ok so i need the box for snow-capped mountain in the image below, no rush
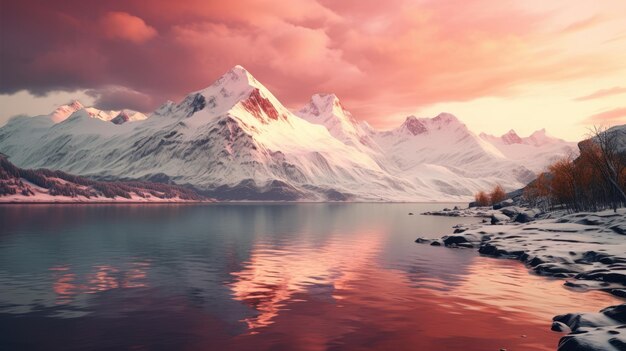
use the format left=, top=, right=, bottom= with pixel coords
left=371, top=114, right=535, bottom=197
left=49, top=100, right=85, bottom=123
left=480, top=129, right=577, bottom=172
left=296, top=93, right=381, bottom=153
left=0, top=65, right=575, bottom=201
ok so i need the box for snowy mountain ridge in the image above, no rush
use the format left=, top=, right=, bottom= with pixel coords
left=0, top=65, right=577, bottom=201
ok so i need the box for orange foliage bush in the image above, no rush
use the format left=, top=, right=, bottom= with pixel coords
left=489, top=184, right=506, bottom=205
left=474, top=191, right=489, bottom=206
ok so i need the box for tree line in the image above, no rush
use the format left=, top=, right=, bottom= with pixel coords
left=476, top=126, right=626, bottom=212
left=525, top=127, right=625, bottom=212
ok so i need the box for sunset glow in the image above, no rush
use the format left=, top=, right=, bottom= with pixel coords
left=2, top=1, right=626, bottom=139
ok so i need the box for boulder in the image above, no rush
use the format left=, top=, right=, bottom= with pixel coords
left=551, top=321, right=571, bottom=333
left=501, top=207, right=522, bottom=218
left=610, top=224, right=626, bottom=235
left=493, top=199, right=514, bottom=210
left=602, top=304, right=626, bottom=324
left=514, top=213, right=533, bottom=223
left=478, top=243, right=498, bottom=256
left=534, top=263, right=580, bottom=275
left=491, top=213, right=509, bottom=224
left=443, top=235, right=470, bottom=246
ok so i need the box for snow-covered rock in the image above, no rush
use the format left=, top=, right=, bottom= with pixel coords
left=418, top=207, right=626, bottom=351
left=553, top=304, right=626, bottom=351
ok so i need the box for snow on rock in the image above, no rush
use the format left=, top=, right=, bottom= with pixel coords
left=110, top=110, right=148, bottom=124
left=427, top=208, right=626, bottom=293
left=419, top=207, right=626, bottom=351
left=553, top=304, right=626, bottom=351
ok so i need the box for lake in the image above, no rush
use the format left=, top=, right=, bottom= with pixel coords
left=0, top=203, right=619, bottom=350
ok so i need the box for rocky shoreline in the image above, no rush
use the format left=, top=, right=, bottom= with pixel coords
left=417, top=205, right=626, bottom=351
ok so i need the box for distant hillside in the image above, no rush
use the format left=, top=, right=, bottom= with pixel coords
left=0, top=154, right=209, bottom=203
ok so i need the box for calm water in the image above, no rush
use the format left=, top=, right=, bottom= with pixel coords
left=0, top=203, right=620, bottom=351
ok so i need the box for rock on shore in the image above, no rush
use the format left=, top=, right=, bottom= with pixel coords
left=419, top=207, right=626, bottom=351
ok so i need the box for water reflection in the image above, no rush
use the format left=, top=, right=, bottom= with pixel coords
left=230, top=230, right=384, bottom=331
left=50, top=261, right=149, bottom=305
left=0, top=204, right=621, bottom=351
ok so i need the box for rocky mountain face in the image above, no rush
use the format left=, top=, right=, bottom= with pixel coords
left=0, top=65, right=578, bottom=201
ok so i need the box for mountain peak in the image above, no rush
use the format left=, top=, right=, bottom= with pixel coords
left=228, top=64, right=254, bottom=80
left=197, top=65, right=262, bottom=95
left=527, top=128, right=561, bottom=146
left=529, top=128, right=546, bottom=137
left=301, top=93, right=346, bottom=117
left=501, top=129, right=523, bottom=144
left=179, top=65, right=285, bottom=120
left=400, top=116, right=427, bottom=135
left=68, top=100, right=84, bottom=110
left=312, top=93, right=340, bottom=103
left=433, top=112, right=459, bottom=123
left=49, top=100, right=85, bottom=123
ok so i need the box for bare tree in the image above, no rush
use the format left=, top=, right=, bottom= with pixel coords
left=581, top=126, right=626, bottom=211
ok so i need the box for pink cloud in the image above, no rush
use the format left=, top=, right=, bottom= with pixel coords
left=1, top=0, right=625, bottom=126
left=585, top=107, right=626, bottom=126
left=100, top=12, right=157, bottom=43
left=560, top=15, right=604, bottom=34
left=574, top=86, right=626, bottom=101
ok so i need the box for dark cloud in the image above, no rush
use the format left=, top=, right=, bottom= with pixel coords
left=1, top=0, right=625, bottom=124
left=86, top=86, right=154, bottom=111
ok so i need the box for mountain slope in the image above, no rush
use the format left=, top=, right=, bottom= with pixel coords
left=0, top=65, right=577, bottom=201
left=0, top=66, right=418, bottom=200
left=480, top=129, right=578, bottom=172
left=371, top=114, right=535, bottom=197
left=0, top=154, right=207, bottom=203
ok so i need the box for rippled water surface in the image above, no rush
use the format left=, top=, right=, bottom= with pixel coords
left=0, top=204, right=619, bottom=350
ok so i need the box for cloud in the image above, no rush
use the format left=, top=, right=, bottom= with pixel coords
left=585, top=107, right=626, bottom=126
left=560, top=15, right=604, bottom=34
left=85, top=86, right=154, bottom=111
left=1, top=0, right=625, bottom=128
left=574, top=86, right=626, bottom=101
left=100, top=12, right=157, bottom=43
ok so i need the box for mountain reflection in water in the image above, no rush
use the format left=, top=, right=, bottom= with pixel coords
left=0, top=204, right=619, bottom=350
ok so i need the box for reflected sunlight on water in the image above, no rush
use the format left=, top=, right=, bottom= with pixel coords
left=229, top=230, right=384, bottom=331
left=49, top=261, right=150, bottom=307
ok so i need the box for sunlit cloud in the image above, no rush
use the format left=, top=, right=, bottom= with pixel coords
left=584, top=107, right=626, bottom=126
left=1, top=0, right=626, bottom=139
left=574, top=86, right=626, bottom=101
left=100, top=12, right=158, bottom=43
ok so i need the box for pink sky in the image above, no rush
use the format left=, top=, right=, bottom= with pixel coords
left=1, top=0, right=626, bottom=140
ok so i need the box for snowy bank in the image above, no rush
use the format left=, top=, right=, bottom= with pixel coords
left=418, top=207, right=626, bottom=351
